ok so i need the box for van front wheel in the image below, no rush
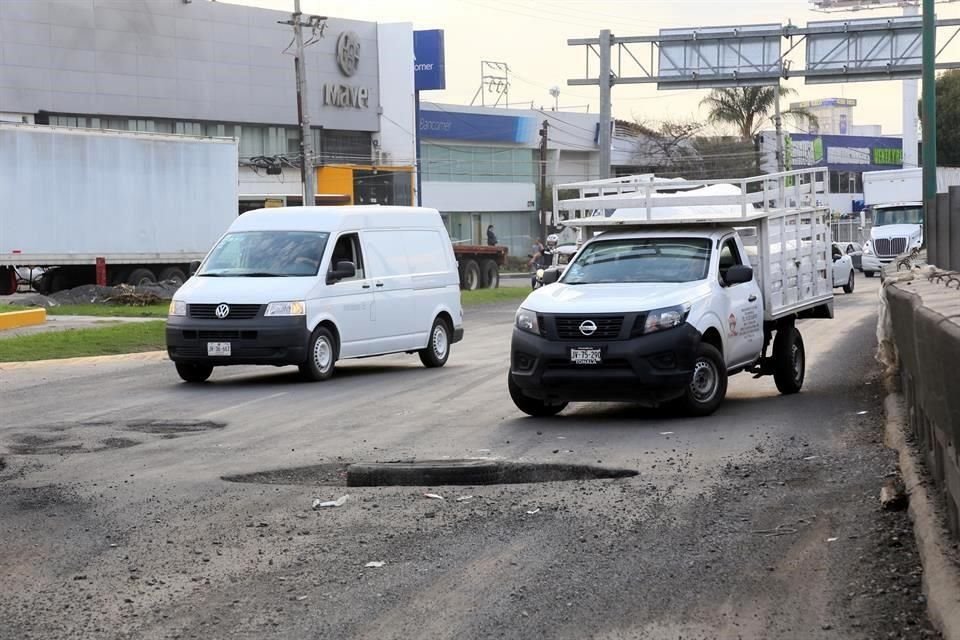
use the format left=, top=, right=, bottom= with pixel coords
left=419, top=317, right=451, bottom=368
left=300, top=326, right=337, bottom=381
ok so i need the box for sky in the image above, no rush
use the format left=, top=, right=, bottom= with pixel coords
left=237, top=0, right=960, bottom=137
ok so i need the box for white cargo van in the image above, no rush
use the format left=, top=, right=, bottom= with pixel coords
left=166, top=206, right=463, bottom=383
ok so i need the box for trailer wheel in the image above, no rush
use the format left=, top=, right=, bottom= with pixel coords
left=679, top=343, right=727, bottom=417
left=158, top=267, right=187, bottom=286
left=481, top=259, right=500, bottom=288
left=176, top=362, right=213, bottom=383
left=773, top=325, right=805, bottom=395
left=0, top=267, right=16, bottom=295
left=126, top=268, right=156, bottom=287
left=508, top=374, right=567, bottom=417
left=460, top=259, right=481, bottom=290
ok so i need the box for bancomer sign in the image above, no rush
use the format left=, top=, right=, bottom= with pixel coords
left=323, top=31, right=370, bottom=109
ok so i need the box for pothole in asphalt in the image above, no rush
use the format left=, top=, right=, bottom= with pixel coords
left=222, top=459, right=638, bottom=487
left=125, top=420, right=225, bottom=435
left=8, top=434, right=85, bottom=455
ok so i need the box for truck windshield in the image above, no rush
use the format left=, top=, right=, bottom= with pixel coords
left=562, top=237, right=711, bottom=284
left=199, top=231, right=330, bottom=277
left=873, top=206, right=923, bottom=226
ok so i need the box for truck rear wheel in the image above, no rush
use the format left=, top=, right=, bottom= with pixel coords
left=773, top=325, right=805, bottom=395
left=158, top=267, right=187, bottom=286
left=481, top=259, right=500, bottom=288
left=460, top=259, right=480, bottom=290
left=508, top=374, right=567, bottom=417
left=679, top=343, right=727, bottom=417
left=126, top=268, right=156, bottom=287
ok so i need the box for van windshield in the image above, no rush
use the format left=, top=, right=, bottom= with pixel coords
left=200, top=231, right=330, bottom=277
left=562, top=237, right=711, bottom=284
left=873, top=206, right=923, bottom=227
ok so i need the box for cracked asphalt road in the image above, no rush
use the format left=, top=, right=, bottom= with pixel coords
left=0, top=277, right=940, bottom=639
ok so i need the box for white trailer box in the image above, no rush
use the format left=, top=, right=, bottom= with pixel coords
left=0, top=124, right=238, bottom=293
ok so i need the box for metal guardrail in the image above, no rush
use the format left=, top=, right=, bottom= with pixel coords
left=928, top=186, right=960, bottom=271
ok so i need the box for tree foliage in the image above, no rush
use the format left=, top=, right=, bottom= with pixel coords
left=932, top=70, right=960, bottom=166
left=700, top=86, right=815, bottom=141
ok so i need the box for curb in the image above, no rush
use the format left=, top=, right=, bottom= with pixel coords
left=0, top=307, right=46, bottom=331
left=884, top=392, right=960, bottom=640
left=0, top=350, right=167, bottom=370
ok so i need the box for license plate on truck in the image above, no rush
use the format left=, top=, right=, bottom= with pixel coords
left=570, top=347, right=601, bottom=365
left=207, top=342, right=231, bottom=357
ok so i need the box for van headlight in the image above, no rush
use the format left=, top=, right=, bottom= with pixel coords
left=168, top=300, right=187, bottom=317
left=265, top=301, right=306, bottom=316
left=515, top=308, right=541, bottom=335
left=641, top=305, right=690, bottom=335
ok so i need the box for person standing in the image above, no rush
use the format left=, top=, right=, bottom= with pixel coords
left=486, top=224, right=498, bottom=246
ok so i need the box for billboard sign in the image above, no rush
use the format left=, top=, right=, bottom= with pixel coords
left=414, top=29, right=446, bottom=91
left=783, top=133, right=902, bottom=172
left=419, top=109, right=537, bottom=144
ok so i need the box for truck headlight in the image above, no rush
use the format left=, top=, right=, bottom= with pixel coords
left=642, top=305, right=689, bottom=335
left=168, top=300, right=187, bottom=317
left=265, top=301, right=306, bottom=316
left=515, top=308, right=541, bottom=335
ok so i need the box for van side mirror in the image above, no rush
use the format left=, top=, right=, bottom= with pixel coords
left=326, top=261, right=356, bottom=284
left=188, top=260, right=201, bottom=276
left=723, top=264, right=753, bottom=285
left=541, top=268, right=561, bottom=285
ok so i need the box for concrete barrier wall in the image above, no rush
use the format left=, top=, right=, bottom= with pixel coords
left=886, top=277, right=960, bottom=540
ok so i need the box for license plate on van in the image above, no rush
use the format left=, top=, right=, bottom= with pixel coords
left=207, top=342, right=231, bottom=357
left=570, top=347, right=601, bottom=365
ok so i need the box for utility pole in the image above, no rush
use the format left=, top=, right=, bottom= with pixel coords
left=290, top=0, right=316, bottom=206
left=598, top=29, right=613, bottom=180
left=922, top=0, right=937, bottom=210
left=539, top=119, right=549, bottom=241
left=773, top=84, right=785, bottom=172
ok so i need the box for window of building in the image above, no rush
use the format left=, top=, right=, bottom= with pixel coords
left=421, top=145, right=535, bottom=183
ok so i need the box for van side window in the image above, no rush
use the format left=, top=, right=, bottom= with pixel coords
left=718, top=238, right=742, bottom=282
left=329, top=233, right=365, bottom=280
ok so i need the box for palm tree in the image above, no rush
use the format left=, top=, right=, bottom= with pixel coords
left=700, top=86, right=816, bottom=142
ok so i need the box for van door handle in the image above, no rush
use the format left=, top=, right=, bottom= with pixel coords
left=748, top=295, right=757, bottom=302
left=362, top=283, right=371, bottom=289
left=375, top=282, right=385, bottom=288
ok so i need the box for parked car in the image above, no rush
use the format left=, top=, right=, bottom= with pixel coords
left=832, top=244, right=856, bottom=294
left=166, top=206, right=464, bottom=383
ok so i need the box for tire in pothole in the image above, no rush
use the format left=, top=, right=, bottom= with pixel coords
left=346, top=459, right=502, bottom=487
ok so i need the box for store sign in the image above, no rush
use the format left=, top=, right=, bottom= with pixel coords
left=414, top=30, right=446, bottom=91
left=785, top=133, right=902, bottom=172
left=419, top=109, right=537, bottom=143
left=324, top=31, right=370, bottom=109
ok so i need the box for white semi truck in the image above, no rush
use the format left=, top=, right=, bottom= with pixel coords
left=0, top=124, right=238, bottom=295
left=860, top=167, right=960, bottom=276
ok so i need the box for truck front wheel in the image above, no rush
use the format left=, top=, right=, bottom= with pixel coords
left=508, top=374, right=567, bottom=417
left=176, top=362, right=213, bottom=383
left=680, top=343, right=727, bottom=417
left=773, top=326, right=805, bottom=395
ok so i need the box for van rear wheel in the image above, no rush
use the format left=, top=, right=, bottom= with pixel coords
left=419, top=317, right=451, bottom=368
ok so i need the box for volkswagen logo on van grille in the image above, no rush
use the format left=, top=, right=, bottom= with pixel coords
left=215, top=304, right=230, bottom=319
left=579, top=320, right=597, bottom=336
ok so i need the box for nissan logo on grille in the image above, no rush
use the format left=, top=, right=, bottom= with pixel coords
left=214, top=304, right=230, bottom=319
left=579, top=320, right=597, bottom=336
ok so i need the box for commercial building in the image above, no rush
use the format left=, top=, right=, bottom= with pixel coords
left=789, top=97, right=882, bottom=137
left=0, top=0, right=416, bottom=210
left=418, top=103, right=652, bottom=257
left=758, top=130, right=904, bottom=214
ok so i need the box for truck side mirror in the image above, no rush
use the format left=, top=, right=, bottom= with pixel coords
left=723, top=264, right=753, bottom=285
left=188, top=260, right=201, bottom=276
left=541, top=268, right=561, bottom=285
left=326, top=261, right=356, bottom=284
